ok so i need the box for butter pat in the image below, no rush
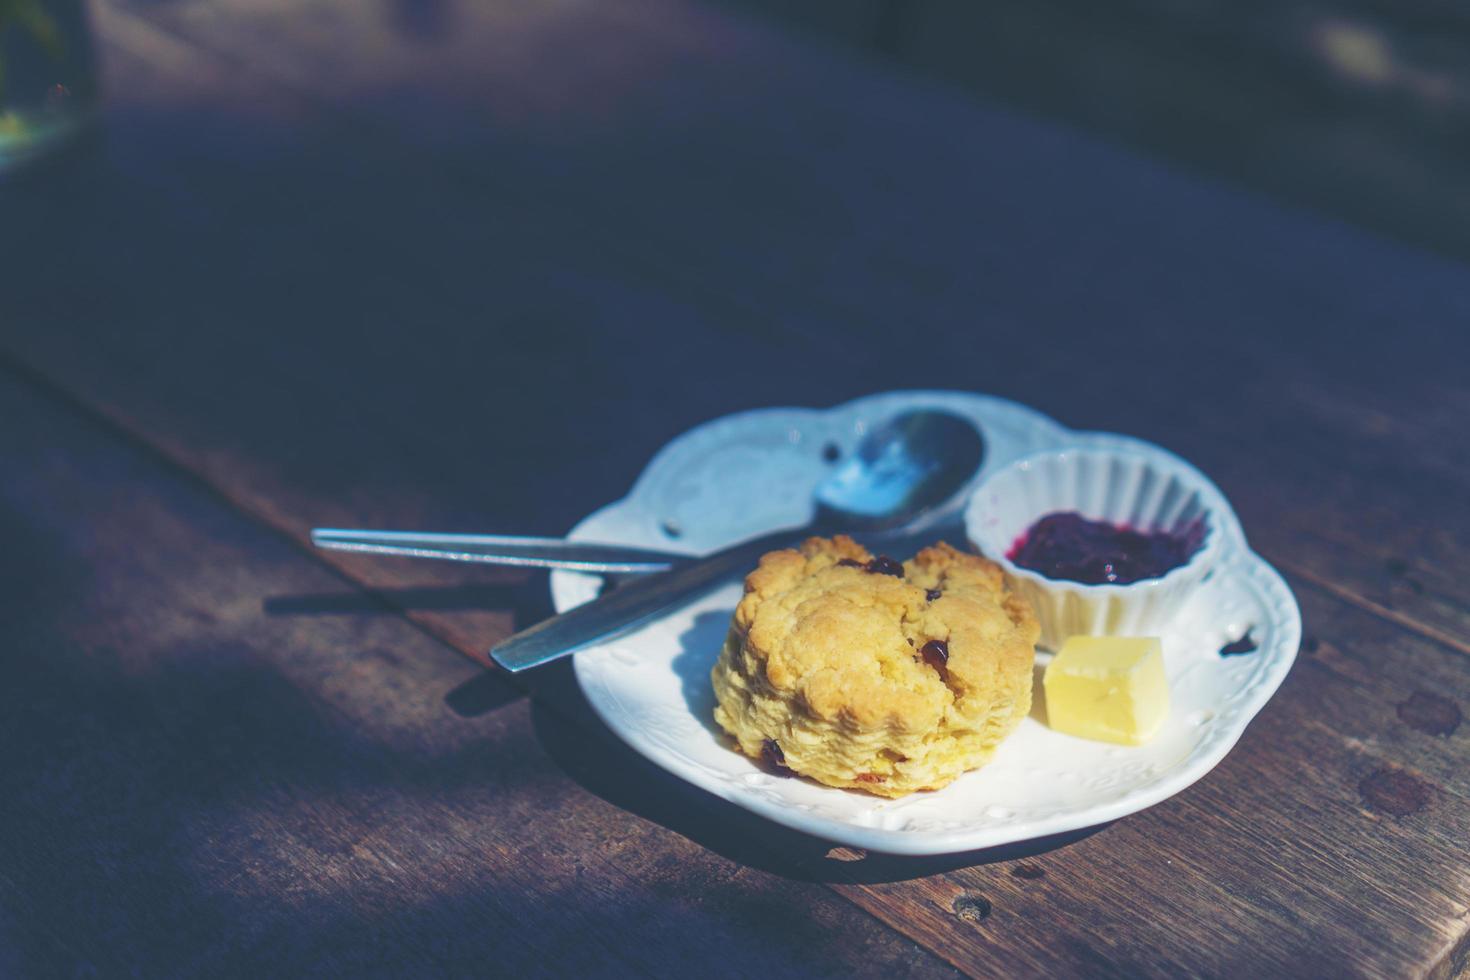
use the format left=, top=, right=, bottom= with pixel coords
left=1043, top=636, right=1169, bottom=745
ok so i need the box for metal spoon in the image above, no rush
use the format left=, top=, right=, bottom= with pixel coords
left=312, top=411, right=984, bottom=575
left=490, top=410, right=984, bottom=672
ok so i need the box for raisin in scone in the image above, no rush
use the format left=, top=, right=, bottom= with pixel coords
left=710, top=535, right=1038, bottom=798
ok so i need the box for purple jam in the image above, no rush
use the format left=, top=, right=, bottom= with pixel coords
left=919, top=639, right=950, bottom=682
left=1007, top=511, right=1204, bottom=585
left=866, top=555, right=904, bottom=578
left=836, top=555, right=905, bottom=578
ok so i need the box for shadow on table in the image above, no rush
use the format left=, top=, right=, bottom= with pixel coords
left=499, top=608, right=1106, bottom=884
left=263, top=579, right=552, bottom=620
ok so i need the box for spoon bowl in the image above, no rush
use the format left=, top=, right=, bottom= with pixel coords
left=815, top=410, right=985, bottom=529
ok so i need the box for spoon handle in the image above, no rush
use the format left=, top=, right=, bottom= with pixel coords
left=311, top=528, right=686, bottom=573
left=490, top=527, right=806, bottom=672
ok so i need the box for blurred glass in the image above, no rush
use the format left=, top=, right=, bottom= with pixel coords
left=0, top=0, right=97, bottom=173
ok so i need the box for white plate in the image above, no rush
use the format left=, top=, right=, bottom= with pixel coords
left=554, top=391, right=1300, bottom=855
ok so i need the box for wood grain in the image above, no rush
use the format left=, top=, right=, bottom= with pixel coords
left=823, top=580, right=1470, bottom=977
left=0, top=0, right=1467, bottom=975
left=5, top=0, right=1466, bottom=655
left=0, top=366, right=957, bottom=978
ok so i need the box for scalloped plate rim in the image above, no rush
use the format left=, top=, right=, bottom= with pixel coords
left=556, top=390, right=1301, bottom=855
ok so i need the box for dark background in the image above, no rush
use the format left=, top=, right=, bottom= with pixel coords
left=721, top=0, right=1470, bottom=263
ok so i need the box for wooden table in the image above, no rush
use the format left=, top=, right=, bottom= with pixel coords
left=2, top=0, right=1467, bottom=975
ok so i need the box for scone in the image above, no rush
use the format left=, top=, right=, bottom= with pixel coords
left=710, top=535, right=1038, bottom=798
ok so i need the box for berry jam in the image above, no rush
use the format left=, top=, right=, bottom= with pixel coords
left=919, top=639, right=950, bottom=682
left=866, top=555, right=904, bottom=578
left=1007, top=511, right=1204, bottom=585
left=836, top=556, right=905, bottom=578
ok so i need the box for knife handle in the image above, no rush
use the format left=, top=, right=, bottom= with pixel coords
left=490, top=527, right=804, bottom=672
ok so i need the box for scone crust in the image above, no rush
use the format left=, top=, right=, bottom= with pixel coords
left=711, top=535, right=1038, bottom=798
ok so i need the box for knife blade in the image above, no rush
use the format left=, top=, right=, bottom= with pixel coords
left=489, top=527, right=801, bottom=672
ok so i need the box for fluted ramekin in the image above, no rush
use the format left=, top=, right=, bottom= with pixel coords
left=965, top=445, right=1226, bottom=649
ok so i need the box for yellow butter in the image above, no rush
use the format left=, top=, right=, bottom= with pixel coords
left=1043, top=636, right=1169, bottom=745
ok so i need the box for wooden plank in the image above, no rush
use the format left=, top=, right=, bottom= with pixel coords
left=8, top=295, right=1467, bottom=972
left=9, top=336, right=1464, bottom=977
left=2, top=0, right=1463, bottom=657
left=819, top=580, right=1470, bottom=977
left=1, top=1, right=1467, bottom=974
left=521, top=568, right=1470, bottom=976
left=0, top=366, right=959, bottom=978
